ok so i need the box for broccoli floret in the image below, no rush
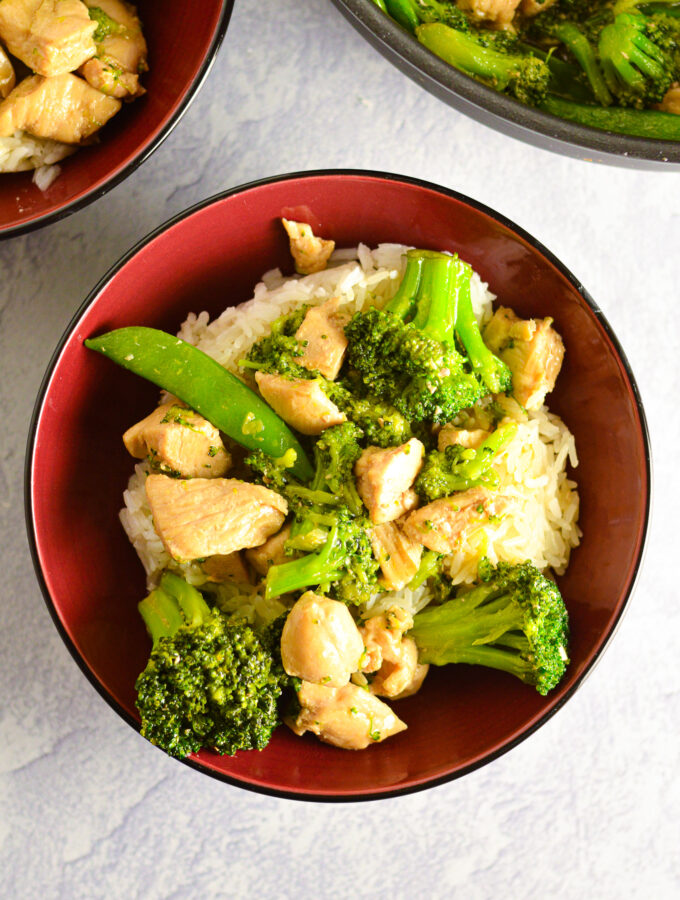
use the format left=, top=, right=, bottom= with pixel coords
left=415, top=421, right=517, bottom=501
left=409, top=560, right=570, bottom=695
left=325, top=377, right=414, bottom=447
left=383, top=0, right=471, bottom=31
left=240, top=306, right=311, bottom=378
left=345, top=250, right=508, bottom=424
left=416, top=23, right=552, bottom=105
left=598, top=8, right=677, bottom=105
left=135, top=571, right=288, bottom=757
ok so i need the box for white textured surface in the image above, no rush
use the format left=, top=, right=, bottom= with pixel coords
left=1, top=0, right=679, bottom=896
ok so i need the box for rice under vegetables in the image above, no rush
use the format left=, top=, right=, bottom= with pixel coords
left=119, top=242, right=581, bottom=620
left=0, top=130, right=74, bottom=189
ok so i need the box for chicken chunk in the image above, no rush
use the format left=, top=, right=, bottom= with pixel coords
left=359, top=607, right=429, bottom=700
left=282, top=218, right=335, bottom=275
left=355, top=438, right=424, bottom=525
left=0, top=72, right=120, bottom=142
left=0, top=45, right=16, bottom=98
left=437, top=425, right=491, bottom=452
left=245, top=523, right=292, bottom=577
left=201, top=552, right=251, bottom=585
left=457, top=0, right=521, bottom=26
left=0, top=0, right=96, bottom=77
left=294, top=297, right=350, bottom=380
left=145, top=475, right=287, bottom=561
left=403, top=487, right=510, bottom=554
left=286, top=681, right=407, bottom=750
left=80, top=0, right=147, bottom=99
left=123, top=402, right=231, bottom=479
left=371, top=520, right=422, bottom=591
left=281, top=592, right=364, bottom=688
left=254, top=371, right=346, bottom=435
left=483, top=306, right=565, bottom=410
left=658, top=84, right=680, bottom=115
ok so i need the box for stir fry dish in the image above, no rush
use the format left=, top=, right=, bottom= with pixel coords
left=0, top=0, right=147, bottom=187
left=372, top=0, right=680, bottom=139
left=86, top=223, right=581, bottom=757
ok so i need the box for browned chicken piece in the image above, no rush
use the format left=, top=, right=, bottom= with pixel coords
left=286, top=681, right=407, bottom=749
left=658, top=84, right=680, bottom=114
left=483, top=306, right=565, bottom=410
left=0, top=0, right=96, bottom=77
left=281, top=218, right=335, bottom=275
left=0, top=45, right=16, bottom=98
left=359, top=607, right=429, bottom=699
left=254, top=371, right=346, bottom=435
left=281, top=592, right=364, bottom=688
left=457, top=0, right=521, bottom=26
left=123, top=402, right=231, bottom=479
left=520, top=0, right=558, bottom=14
left=201, top=552, right=252, bottom=585
left=245, top=523, right=292, bottom=577
left=80, top=0, right=147, bottom=99
left=371, top=520, right=422, bottom=591
left=437, top=425, right=491, bottom=452
left=355, top=438, right=424, bottom=525
left=0, top=72, right=121, bottom=142
left=403, top=487, right=511, bottom=554
left=145, top=474, right=288, bottom=561
left=294, top=297, right=350, bottom=380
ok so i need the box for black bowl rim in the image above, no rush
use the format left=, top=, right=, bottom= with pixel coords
left=329, top=0, right=680, bottom=169
left=2, top=0, right=235, bottom=240
left=25, top=168, right=652, bottom=802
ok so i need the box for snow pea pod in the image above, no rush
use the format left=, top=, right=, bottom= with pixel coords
left=85, top=327, right=313, bottom=481
left=540, top=94, right=680, bottom=139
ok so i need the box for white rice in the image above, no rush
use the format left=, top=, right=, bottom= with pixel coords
left=0, top=130, right=74, bottom=189
left=120, top=243, right=580, bottom=620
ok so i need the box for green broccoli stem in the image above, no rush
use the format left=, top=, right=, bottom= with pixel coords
left=138, top=572, right=212, bottom=645
left=385, top=251, right=425, bottom=319
left=408, top=549, right=442, bottom=589
left=540, top=94, right=680, bottom=138
left=265, top=523, right=344, bottom=599
left=455, top=421, right=517, bottom=483
left=410, top=253, right=458, bottom=343
left=518, top=42, right=594, bottom=102
left=385, top=0, right=420, bottom=31
left=550, top=21, right=613, bottom=106
left=416, top=23, right=520, bottom=89
left=453, top=270, right=511, bottom=392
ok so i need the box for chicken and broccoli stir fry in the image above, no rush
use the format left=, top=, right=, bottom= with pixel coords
left=373, top=0, right=680, bottom=139
left=86, top=222, right=577, bottom=758
left=0, top=0, right=147, bottom=183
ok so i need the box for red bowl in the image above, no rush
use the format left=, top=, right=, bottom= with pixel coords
left=26, top=171, right=650, bottom=800
left=0, top=1, right=233, bottom=238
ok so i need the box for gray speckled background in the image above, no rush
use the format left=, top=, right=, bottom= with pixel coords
left=2, top=1, right=679, bottom=897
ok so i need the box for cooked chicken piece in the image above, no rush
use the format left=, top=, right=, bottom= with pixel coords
left=355, top=438, right=424, bottom=525
left=287, top=680, right=407, bottom=749
left=281, top=592, right=364, bottom=688
left=123, top=402, right=231, bottom=479
left=483, top=306, right=565, bottom=410
left=245, top=523, right=292, bottom=577
left=520, top=0, right=558, bottom=14
left=457, top=0, right=521, bottom=26
left=294, top=297, right=350, bottom=380
left=145, top=475, right=287, bottom=561
left=201, top=551, right=252, bottom=585
left=0, top=72, right=120, bottom=142
left=358, top=606, right=428, bottom=700
left=0, top=45, right=16, bottom=98
left=282, top=218, right=335, bottom=275
left=658, top=84, right=680, bottom=115
left=403, top=487, right=511, bottom=554
left=80, top=0, right=147, bottom=99
left=0, top=0, right=96, bottom=77
left=437, top=425, right=490, bottom=452
left=371, top=520, right=422, bottom=591
left=254, top=372, right=346, bottom=435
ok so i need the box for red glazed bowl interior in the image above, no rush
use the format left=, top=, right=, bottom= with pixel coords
left=26, top=171, right=650, bottom=800
left=0, top=1, right=233, bottom=238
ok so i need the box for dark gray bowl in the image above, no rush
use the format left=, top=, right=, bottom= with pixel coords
left=329, top=0, right=680, bottom=169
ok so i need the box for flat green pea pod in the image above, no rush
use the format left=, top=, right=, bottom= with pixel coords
left=540, top=94, right=680, bottom=139
left=85, top=327, right=314, bottom=481
left=385, top=0, right=419, bottom=32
